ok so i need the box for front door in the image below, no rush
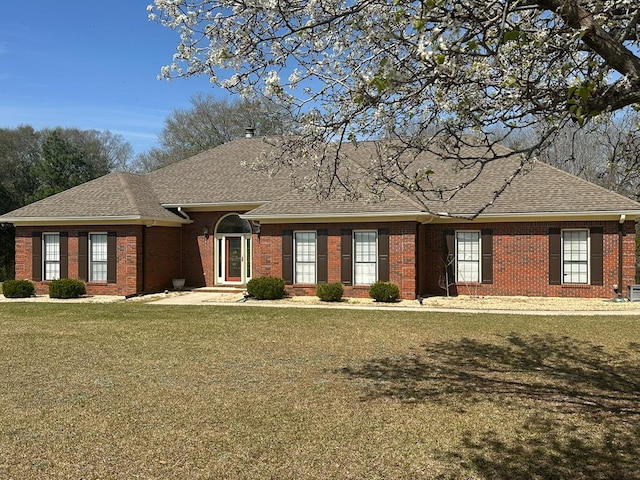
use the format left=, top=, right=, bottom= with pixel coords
left=225, top=237, right=242, bottom=282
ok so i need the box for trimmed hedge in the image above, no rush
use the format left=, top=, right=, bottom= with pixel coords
left=316, top=282, right=344, bottom=302
left=49, top=278, right=86, bottom=299
left=246, top=276, right=286, bottom=300
left=2, top=279, right=35, bottom=298
left=369, top=281, right=400, bottom=303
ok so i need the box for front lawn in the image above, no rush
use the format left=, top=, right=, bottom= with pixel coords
left=0, top=303, right=638, bottom=479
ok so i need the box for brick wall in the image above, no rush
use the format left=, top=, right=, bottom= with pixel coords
left=144, top=226, right=182, bottom=293
left=14, top=217, right=636, bottom=300
left=254, top=222, right=418, bottom=299
left=15, top=225, right=143, bottom=296
left=420, top=220, right=636, bottom=298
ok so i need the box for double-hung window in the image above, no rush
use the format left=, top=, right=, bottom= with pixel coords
left=294, top=231, right=316, bottom=284
left=89, top=233, right=108, bottom=282
left=562, top=229, right=588, bottom=284
left=354, top=231, right=377, bottom=285
left=456, top=231, right=480, bottom=283
left=43, top=233, right=60, bottom=281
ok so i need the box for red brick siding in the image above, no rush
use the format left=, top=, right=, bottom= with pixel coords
left=15, top=225, right=143, bottom=296
left=253, top=222, right=418, bottom=300
left=144, top=227, right=182, bottom=293
left=420, top=221, right=636, bottom=298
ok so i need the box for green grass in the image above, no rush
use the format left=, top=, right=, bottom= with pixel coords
left=0, top=303, right=639, bottom=479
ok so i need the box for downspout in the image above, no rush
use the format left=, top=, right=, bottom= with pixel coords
left=618, top=214, right=626, bottom=300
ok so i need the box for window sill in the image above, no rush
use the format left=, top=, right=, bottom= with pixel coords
left=561, top=283, right=591, bottom=289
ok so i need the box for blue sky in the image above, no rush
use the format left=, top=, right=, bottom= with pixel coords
left=0, top=1, right=220, bottom=155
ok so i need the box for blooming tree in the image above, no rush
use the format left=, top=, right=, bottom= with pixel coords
left=149, top=0, right=640, bottom=210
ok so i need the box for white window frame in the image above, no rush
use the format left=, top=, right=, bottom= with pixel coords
left=43, top=232, right=61, bottom=281
left=353, top=230, right=378, bottom=286
left=89, top=232, right=108, bottom=282
left=455, top=231, right=481, bottom=283
left=294, top=231, right=317, bottom=284
left=562, top=229, right=590, bottom=284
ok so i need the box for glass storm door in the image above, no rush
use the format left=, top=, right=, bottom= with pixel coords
left=225, top=237, right=242, bottom=282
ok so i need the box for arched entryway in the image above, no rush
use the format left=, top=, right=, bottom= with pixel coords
left=215, top=214, right=252, bottom=285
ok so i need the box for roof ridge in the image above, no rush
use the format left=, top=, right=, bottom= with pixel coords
left=116, top=172, right=145, bottom=215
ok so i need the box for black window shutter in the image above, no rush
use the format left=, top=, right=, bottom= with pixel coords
left=32, top=231, right=42, bottom=281
left=481, top=229, right=493, bottom=284
left=444, top=229, right=455, bottom=284
left=590, top=227, right=604, bottom=286
left=59, top=232, right=68, bottom=279
left=107, top=231, right=117, bottom=284
left=549, top=228, right=561, bottom=285
left=282, top=230, right=293, bottom=285
left=317, top=229, right=328, bottom=283
left=341, top=229, right=352, bottom=285
left=78, top=232, right=88, bottom=281
left=378, top=228, right=390, bottom=282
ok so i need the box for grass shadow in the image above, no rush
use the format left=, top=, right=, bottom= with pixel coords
left=340, top=333, right=640, bottom=414
left=340, top=333, right=640, bottom=479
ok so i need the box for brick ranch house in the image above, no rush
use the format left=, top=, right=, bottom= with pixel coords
left=1, top=137, right=639, bottom=300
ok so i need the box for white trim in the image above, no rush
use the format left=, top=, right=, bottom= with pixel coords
left=293, top=230, right=317, bottom=285
left=42, top=232, right=61, bottom=281
left=162, top=202, right=265, bottom=212
left=353, top=230, right=378, bottom=286
left=455, top=230, right=482, bottom=283
left=88, top=232, right=108, bottom=283
left=241, top=212, right=427, bottom=224
left=561, top=228, right=590, bottom=285
left=214, top=213, right=252, bottom=285
left=1, top=216, right=189, bottom=227
left=436, top=210, right=640, bottom=223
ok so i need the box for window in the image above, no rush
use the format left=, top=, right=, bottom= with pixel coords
left=456, top=231, right=480, bottom=283
left=89, top=233, right=108, bottom=282
left=354, top=231, right=377, bottom=285
left=294, top=231, right=316, bottom=284
left=562, top=229, right=588, bottom=284
left=43, top=233, right=60, bottom=280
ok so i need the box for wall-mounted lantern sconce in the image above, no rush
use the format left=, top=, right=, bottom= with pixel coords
left=203, top=226, right=210, bottom=240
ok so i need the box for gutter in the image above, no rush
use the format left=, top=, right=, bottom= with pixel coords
left=434, top=210, right=640, bottom=223
left=0, top=215, right=190, bottom=227
left=240, top=211, right=430, bottom=224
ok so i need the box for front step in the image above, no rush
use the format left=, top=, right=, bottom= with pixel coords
left=193, top=286, right=247, bottom=293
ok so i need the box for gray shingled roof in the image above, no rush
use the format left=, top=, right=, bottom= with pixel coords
left=309, top=140, right=640, bottom=217
left=2, top=137, right=639, bottom=224
left=147, top=139, right=292, bottom=205
left=0, top=172, right=186, bottom=222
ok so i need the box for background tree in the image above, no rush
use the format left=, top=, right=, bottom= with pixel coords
left=149, top=0, right=640, bottom=208
left=133, top=94, right=295, bottom=171
left=31, top=130, right=100, bottom=201
left=0, top=126, right=133, bottom=280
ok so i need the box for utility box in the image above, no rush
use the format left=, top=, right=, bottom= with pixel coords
left=628, top=285, right=640, bottom=301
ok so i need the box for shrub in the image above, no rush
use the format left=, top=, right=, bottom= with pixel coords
left=2, top=279, right=35, bottom=298
left=369, top=281, right=400, bottom=303
left=246, top=276, right=286, bottom=300
left=316, top=282, right=344, bottom=302
left=49, top=278, right=86, bottom=299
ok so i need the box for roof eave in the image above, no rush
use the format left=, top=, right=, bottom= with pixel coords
left=241, top=211, right=429, bottom=224
left=0, top=215, right=190, bottom=227
left=432, top=210, right=640, bottom=223
left=161, top=202, right=265, bottom=212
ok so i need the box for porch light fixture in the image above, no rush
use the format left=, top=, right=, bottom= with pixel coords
left=203, top=226, right=210, bottom=239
